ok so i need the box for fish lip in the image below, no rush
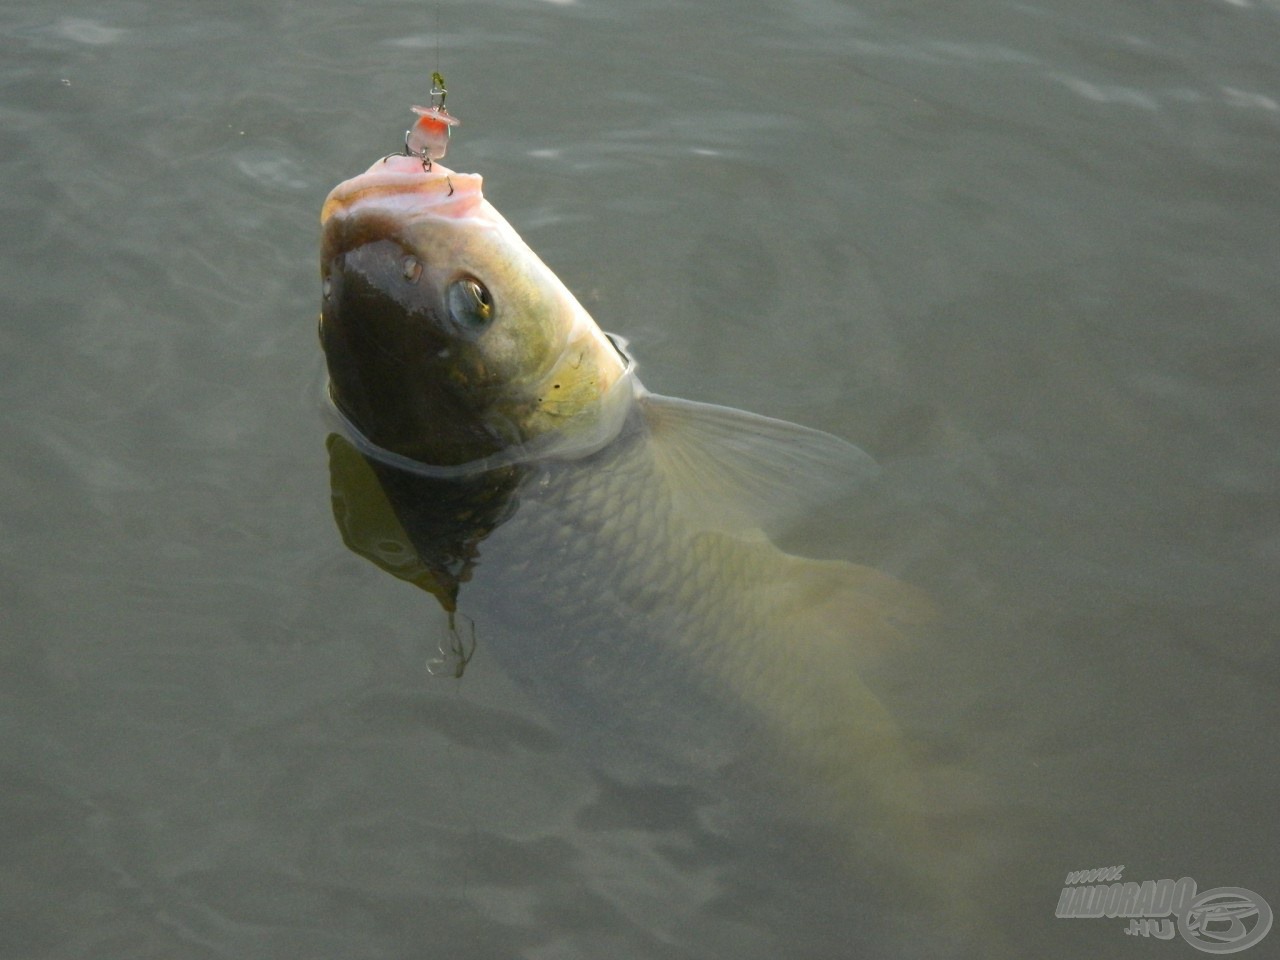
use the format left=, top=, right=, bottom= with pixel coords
left=320, top=158, right=484, bottom=224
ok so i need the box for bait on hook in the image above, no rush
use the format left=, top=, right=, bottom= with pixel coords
left=381, top=70, right=460, bottom=191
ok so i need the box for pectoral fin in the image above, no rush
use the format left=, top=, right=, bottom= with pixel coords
left=326, top=432, right=454, bottom=609
left=639, top=392, right=878, bottom=539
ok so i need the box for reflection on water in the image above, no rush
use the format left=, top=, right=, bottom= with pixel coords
left=3, top=0, right=1279, bottom=957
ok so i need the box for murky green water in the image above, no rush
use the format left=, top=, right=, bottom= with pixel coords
left=3, top=1, right=1278, bottom=958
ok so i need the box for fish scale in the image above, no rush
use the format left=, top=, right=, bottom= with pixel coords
left=452, top=427, right=987, bottom=935
left=457, top=432, right=765, bottom=785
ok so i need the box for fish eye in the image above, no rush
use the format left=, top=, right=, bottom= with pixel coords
left=447, top=276, right=493, bottom=330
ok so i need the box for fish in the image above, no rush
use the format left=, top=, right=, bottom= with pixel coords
left=318, top=154, right=999, bottom=956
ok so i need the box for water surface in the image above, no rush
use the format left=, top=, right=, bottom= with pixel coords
left=3, top=1, right=1278, bottom=957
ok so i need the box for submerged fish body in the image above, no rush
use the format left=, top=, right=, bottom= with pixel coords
left=320, top=156, right=992, bottom=953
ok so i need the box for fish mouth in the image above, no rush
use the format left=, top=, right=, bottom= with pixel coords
left=320, top=157, right=484, bottom=224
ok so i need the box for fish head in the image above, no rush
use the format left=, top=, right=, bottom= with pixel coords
left=320, top=157, right=631, bottom=467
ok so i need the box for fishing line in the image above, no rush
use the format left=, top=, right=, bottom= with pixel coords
left=431, top=0, right=480, bottom=910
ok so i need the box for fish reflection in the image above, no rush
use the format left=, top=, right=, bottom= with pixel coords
left=319, top=154, right=993, bottom=954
